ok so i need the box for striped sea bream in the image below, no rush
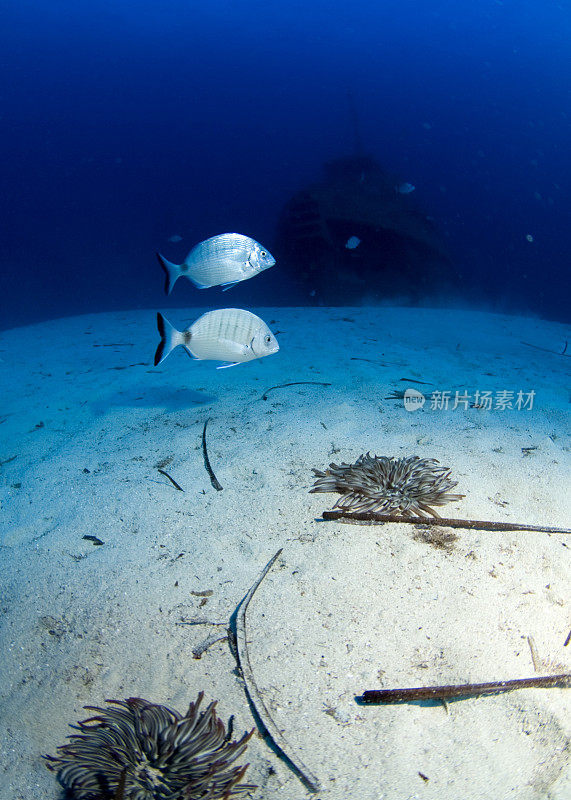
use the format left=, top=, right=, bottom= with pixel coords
left=157, top=232, right=276, bottom=294
left=154, top=308, right=279, bottom=369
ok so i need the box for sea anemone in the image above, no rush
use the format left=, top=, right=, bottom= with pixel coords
left=310, top=453, right=464, bottom=518
left=44, top=692, right=255, bottom=799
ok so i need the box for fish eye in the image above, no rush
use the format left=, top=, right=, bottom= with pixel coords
left=264, top=334, right=272, bottom=343
left=260, top=250, right=267, bottom=257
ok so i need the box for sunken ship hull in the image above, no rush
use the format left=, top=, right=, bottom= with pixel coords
left=274, top=155, right=452, bottom=304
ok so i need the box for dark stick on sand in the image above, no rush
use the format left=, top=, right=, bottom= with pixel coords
left=261, top=381, right=332, bottom=401
left=202, top=418, right=223, bottom=491
left=157, top=468, right=184, bottom=491
left=319, top=510, right=571, bottom=534
left=358, top=673, right=571, bottom=704
left=521, top=340, right=571, bottom=357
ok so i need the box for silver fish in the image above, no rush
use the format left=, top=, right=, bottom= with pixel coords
left=156, top=233, right=276, bottom=295
left=154, top=309, right=279, bottom=369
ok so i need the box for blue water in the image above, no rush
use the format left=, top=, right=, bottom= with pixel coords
left=1, top=0, right=570, bottom=329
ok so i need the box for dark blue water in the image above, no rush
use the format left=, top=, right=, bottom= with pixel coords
left=1, top=0, right=570, bottom=329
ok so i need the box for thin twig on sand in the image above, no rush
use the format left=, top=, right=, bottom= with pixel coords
left=202, top=418, right=223, bottom=491
left=261, top=381, right=332, bottom=401
left=232, top=549, right=320, bottom=793
left=157, top=468, right=184, bottom=491
left=521, top=340, right=570, bottom=357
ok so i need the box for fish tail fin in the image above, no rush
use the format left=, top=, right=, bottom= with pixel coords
left=154, top=313, right=187, bottom=365
left=156, top=252, right=181, bottom=295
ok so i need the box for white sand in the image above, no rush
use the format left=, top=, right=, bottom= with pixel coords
left=0, top=306, right=569, bottom=799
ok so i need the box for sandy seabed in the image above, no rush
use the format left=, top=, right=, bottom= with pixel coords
left=0, top=306, right=569, bottom=799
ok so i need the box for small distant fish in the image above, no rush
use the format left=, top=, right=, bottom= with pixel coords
left=345, top=236, right=361, bottom=250
left=156, top=233, right=276, bottom=295
left=154, top=309, right=279, bottom=369
left=396, top=182, right=416, bottom=194
left=168, top=234, right=183, bottom=243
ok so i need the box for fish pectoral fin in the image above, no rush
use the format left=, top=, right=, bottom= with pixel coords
left=218, top=339, right=250, bottom=358
left=188, top=276, right=210, bottom=289
left=214, top=341, right=249, bottom=369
